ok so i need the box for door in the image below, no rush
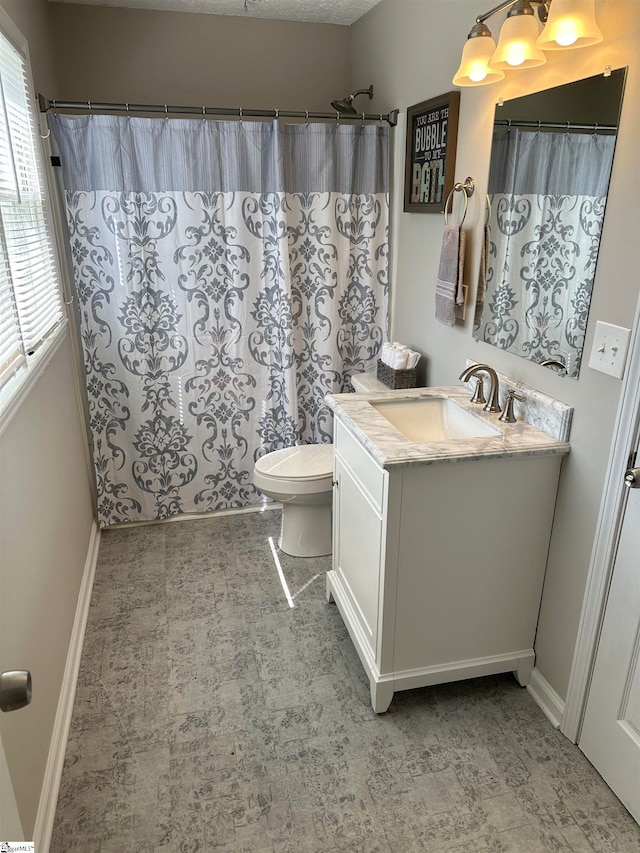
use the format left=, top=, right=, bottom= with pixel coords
left=333, top=454, right=384, bottom=655
left=580, top=439, right=640, bottom=823
left=1, top=730, right=24, bottom=839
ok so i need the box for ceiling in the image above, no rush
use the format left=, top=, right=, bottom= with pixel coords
left=49, top=0, right=383, bottom=26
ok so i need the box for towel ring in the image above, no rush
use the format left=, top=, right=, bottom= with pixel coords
left=444, top=185, right=468, bottom=226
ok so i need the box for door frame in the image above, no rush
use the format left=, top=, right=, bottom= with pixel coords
left=562, top=291, right=640, bottom=743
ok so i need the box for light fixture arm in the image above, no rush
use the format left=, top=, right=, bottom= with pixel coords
left=475, top=0, right=550, bottom=26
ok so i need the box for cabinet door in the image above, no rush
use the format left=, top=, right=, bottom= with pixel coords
left=333, top=454, right=383, bottom=654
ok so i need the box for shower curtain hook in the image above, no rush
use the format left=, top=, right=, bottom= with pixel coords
left=239, top=107, right=243, bottom=128
left=126, top=102, right=130, bottom=121
left=164, top=104, right=169, bottom=121
left=361, top=112, right=366, bottom=127
left=40, top=125, right=51, bottom=139
left=305, top=110, right=309, bottom=127
left=88, top=100, right=92, bottom=113
left=275, top=108, right=279, bottom=122
left=335, top=110, right=340, bottom=125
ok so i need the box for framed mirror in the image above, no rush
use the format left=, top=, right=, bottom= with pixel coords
left=474, top=68, right=627, bottom=378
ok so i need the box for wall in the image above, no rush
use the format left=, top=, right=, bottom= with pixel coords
left=351, top=0, right=640, bottom=702
left=48, top=3, right=351, bottom=111
left=0, top=0, right=95, bottom=837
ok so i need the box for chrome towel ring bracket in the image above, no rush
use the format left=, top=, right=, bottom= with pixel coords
left=444, top=176, right=475, bottom=226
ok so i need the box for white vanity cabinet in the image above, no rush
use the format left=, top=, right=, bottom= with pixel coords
left=327, top=414, right=566, bottom=713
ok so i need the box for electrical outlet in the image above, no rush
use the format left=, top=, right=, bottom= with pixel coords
left=588, top=321, right=631, bottom=379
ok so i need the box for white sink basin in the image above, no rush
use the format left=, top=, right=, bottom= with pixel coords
left=371, top=396, right=501, bottom=442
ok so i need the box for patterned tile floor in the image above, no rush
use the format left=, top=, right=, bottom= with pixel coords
left=52, top=509, right=640, bottom=853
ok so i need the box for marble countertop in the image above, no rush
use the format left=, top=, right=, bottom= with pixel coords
left=326, top=385, right=571, bottom=469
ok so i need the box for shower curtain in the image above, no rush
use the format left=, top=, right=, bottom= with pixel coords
left=51, top=115, right=389, bottom=526
left=480, top=128, right=615, bottom=376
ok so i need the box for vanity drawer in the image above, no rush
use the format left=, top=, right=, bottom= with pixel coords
left=335, top=420, right=386, bottom=510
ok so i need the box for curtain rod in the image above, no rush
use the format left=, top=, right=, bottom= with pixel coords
left=38, top=95, right=399, bottom=127
left=494, top=118, right=616, bottom=133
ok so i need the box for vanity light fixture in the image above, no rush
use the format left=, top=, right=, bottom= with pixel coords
left=453, top=0, right=603, bottom=87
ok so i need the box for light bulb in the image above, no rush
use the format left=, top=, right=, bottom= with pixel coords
left=505, top=41, right=527, bottom=65
left=554, top=21, right=579, bottom=46
left=469, top=64, right=489, bottom=82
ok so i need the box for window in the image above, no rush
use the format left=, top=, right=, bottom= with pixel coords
left=0, top=18, right=63, bottom=392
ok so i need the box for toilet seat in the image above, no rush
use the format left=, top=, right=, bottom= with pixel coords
left=254, top=445, right=333, bottom=495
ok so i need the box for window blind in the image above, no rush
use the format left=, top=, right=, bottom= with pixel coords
left=0, top=26, right=63, bottom=390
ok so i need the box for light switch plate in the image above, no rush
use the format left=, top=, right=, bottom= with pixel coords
left=588, top=321, right=631, bottom=379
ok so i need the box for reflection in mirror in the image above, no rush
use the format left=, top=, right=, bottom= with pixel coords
left=474, top=69, right=626, bottom=378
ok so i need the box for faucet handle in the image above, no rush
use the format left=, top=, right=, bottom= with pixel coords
left=470, top=376, right=486, bottom=405
left=498, top=390, right=525, bottom=424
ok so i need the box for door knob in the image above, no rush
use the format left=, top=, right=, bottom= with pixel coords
left=624, top=467, right=640, bottom=489
left=0, top=670, right=32, bottom=712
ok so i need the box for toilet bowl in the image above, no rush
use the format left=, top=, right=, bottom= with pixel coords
left=253, top=444, right=333, bottom=558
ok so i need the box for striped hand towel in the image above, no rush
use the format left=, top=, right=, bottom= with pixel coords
left=435, top=224, right=466, bottom=326
left=473, top=223, right=490, bottom=330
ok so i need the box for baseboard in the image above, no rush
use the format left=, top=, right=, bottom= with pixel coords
left=527, top=666, right=565, bottom=729
left=33, top=521, right=101, bottom=852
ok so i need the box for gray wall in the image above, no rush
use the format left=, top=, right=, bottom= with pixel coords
left=0, top=0, right=95, bottom=837
left=351, top=0, right=640, bottom=701
left=1, top=0, right=58, bottom=92
left=48, top=3, right=351, bottom=111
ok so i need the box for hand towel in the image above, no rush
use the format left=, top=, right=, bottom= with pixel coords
left=381, top=342, right=395, bottom=367
left=392, top=346, right=408, bottom=369
left=435, top=224, right=466, bottom=327
left=473, top=223, right=490, bottom=330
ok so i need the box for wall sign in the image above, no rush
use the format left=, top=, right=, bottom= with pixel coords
left=404, top=92, right=460, bottom=213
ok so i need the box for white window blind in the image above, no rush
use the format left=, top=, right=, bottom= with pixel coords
left=0, top=26, right=63, bottom=390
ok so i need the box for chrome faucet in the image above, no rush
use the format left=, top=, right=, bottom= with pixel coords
left=459, top=363, right=502, bottom=413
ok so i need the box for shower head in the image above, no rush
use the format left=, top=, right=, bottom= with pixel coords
left=331, top=85, right=374, bottom=115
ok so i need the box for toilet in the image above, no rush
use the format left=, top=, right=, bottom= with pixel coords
left=253, top=373, right=385, bottom=558
left=253, top=444, right=334, bottom=558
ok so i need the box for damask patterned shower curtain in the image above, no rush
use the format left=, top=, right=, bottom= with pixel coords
left=51, top=115, right=389, bottom=526
left=480, top=128, right=615, bottom=377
